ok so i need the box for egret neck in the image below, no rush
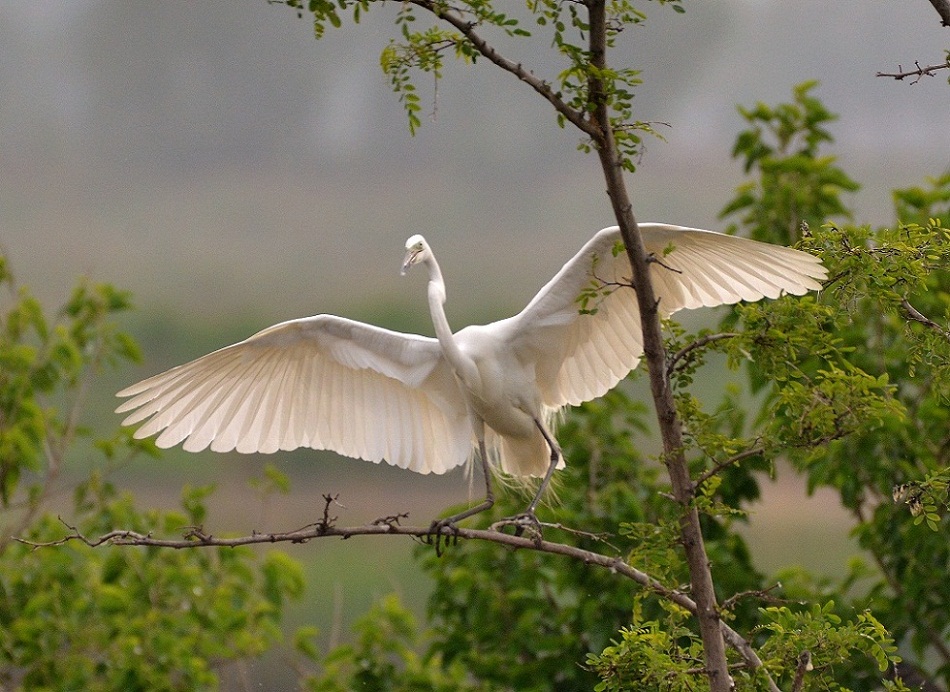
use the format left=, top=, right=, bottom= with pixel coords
left=422, top=255, right=478, bottom=387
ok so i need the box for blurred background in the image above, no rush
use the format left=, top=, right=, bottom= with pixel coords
left=2, top=0, right=948, bottom=677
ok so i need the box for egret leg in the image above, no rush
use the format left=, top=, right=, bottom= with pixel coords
left=428, top=436, right=495, bottom=555
left=525, top=418, right=562, bottom=515
left=491, top=418, right=561, bottom=543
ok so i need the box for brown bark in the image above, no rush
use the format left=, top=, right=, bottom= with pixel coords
left=585, top=3, right=732, bottom=689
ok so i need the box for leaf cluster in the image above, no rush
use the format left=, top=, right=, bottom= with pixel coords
left=302, top=594, right=483, bottom=692
left=754, top=604, right=904, bottom=689
left=0, top=258, right=310, bottom=690
left=720, top=80, right=860, bottom=246
left=2, top=475, right=304, bottom=690
left=0, top=262, right=141, bottom=506
left=716, top=83, right=950, bottom=688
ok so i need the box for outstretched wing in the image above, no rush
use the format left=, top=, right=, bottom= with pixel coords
left=507, top=224, right=827, bottom=408
left=116, top=315, right=470, bottom=474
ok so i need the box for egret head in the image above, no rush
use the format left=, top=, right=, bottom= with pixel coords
left=401, top=234, right=430, bottom=276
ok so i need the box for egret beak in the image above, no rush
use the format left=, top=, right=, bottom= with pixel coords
left=401, top=248, right=420, bottom=276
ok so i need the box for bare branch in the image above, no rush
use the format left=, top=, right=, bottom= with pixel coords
left=16, top=514, right=776, bottom=687
left=407, top=0, right=599, bottom=138
left=876, top=59, right=950, bottom=83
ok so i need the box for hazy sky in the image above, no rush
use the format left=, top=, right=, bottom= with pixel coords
left=1, top=1, right=948, bottom=320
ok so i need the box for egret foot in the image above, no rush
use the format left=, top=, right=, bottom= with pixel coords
left=425, top=495, right=494, bottom=556
left=490, top=511, right=544, bottom=546
left=426, top=517, right=461, bottom=557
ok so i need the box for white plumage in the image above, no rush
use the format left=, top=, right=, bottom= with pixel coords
left=117, top=224, right=825, bottom=492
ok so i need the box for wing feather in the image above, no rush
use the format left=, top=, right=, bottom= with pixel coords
left=117, top=315, right=470, bottom=474
left=508, top=224, right=826, bottom=408
left=119, top=224, right=825, bottom=476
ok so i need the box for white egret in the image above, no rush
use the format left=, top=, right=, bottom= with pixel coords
left=116, top=224, right=826, bottom=527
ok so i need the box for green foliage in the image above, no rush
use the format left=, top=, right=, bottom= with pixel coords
left=586, top=599, right=906, bottom=691
left=305, top=82, right=950, bottom=691
left=718, top=84, right=950, bottom=688
left=277, top=0, right=371, bottom=39
left=281, top=0, right=681, bottom=169
left=0, top=255, right=308, bottom=690
left=754, top=604, right=903, bottom=688
left=302, top=594, right=483, bottom=692
left=586, top=611, right=705, bottom=692
left=0, top=265, right=142, bottom=505
left=893, top=171, right=950, bottom=223
left=2, top=476, right=300, bottom=691
left=720, top=80, right=860, bottom=245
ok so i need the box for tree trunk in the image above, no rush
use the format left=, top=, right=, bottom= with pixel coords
left=587, top=3, right=732, bottom=689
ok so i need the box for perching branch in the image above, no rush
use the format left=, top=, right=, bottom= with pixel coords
left=16, top=509, right=778, bottom=691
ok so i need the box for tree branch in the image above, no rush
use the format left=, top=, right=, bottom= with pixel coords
left=901, top=298, right=950, bottom=339
left=927, top=0, right=950, bottom=26
left=667, top=332, right=740, bottom=378
left=407, top=0, right=599, bottom=138
left=790, top=650, right=813, bottom=692
left=695, top=444, right=766, bottom=487
left=584, top=2, right=732, bottom=689
left=876, top=59, right=950, bottom=83
left=16, top=512, right=778, bottom=690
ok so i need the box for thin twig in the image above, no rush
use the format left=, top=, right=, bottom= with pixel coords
left=646, top=252, right=684, bottom=275
left=319, top=492, right=342, bottom=530
left=901, top=298, right=950, bottom=339
left=876, top=60, right=950, bottom=83
left=407, top=0, right=598, bottom=138
left=15, top=514, right=774, bottom=687
left=667, top=332, right=740, bottom=378
left=696, top=444, right=766, bottom=486
left=720, top=582, right=790, bottom=612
